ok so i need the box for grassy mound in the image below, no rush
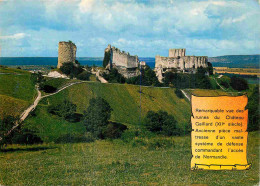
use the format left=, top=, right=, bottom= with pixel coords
left=0, top=67, right=37, bottom=118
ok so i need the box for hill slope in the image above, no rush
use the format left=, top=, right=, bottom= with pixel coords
left=41, top=83, right=191, bottom=125
left=0, top=67, right=37, bottom=118
left=209, top=55, right=260, bottom=68
left=23, top=82, right=191, bottom=142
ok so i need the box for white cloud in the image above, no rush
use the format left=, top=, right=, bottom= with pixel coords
left=79, top=0, right=95, bottom=13
left=220, top=14, right=247, bottom=26
left=0, top=33, right=27, bottom=40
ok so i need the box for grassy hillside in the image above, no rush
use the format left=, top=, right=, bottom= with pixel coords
left=209, top=55, right=260, bottom=68
left=23, top=82, right=191, bottom=142
left=41, top=83, right=190, bottom=125
left=0, top=67, right=36, bottom=101
left=0, top=132, right=259, bottom=185
left=0, top=67, right=36, bottom=118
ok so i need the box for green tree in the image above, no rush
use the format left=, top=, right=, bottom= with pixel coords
left=230, top=76, right=249, bottom=91
left=247, top=85, right=259, bottom=131
left=0, top=115, right=19, bottom=149
left=207, top=62, right=213, bottom=75
left=103, top=68, right=125, bottom=83
left=30, top=72, right=45, bottom=84
left=83, top=97, right=112, bottom=138
left=60, top=62, right=84, bottom=78
left=103, top=51, right=111, bottom=68
left=77, top=71, right=91, bottom=81
left=126, top=65, right=160, bottom=86
left=145, top=110, right=178, bottom=136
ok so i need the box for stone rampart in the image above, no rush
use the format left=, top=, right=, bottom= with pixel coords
left=57, top=41, right=77, bottom=68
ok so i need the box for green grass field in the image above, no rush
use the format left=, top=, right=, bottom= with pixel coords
left=0, top=67, right=37, bottom=118
left=0, top=132, right=259, bottom=185
left=1, top=68, right=259, bottom=185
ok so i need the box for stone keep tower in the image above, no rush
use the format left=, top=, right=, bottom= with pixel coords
left=57, top=41, right=77, bottom=68
left=169, top=49, right=186, bottom=57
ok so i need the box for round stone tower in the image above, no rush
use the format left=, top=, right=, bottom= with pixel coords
left=57, top=41, right=77, bottom=68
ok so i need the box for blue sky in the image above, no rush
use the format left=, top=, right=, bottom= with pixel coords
left=0, top=0, right=259, bottom=57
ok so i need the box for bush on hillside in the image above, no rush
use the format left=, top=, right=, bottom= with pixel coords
left=60, top=62, right=84, bottom=79
left=0, top=115, right=20, bottom=149
left=163, top=68, right=212, bottom=89
left=30, top=72, right=45, bottom=84
left=144, top=110, right=179, bottom=136
left=103, top=50, right=111, bottom=68
left=77, top=71, right=91, bottom=81
left=83, top=97, right=113, bottom=138
left=12, top=128, right=43, bottom=145
left=230, top=76, right=249, bottom=91
left=220, top=81, right=230, bottom=89
left=175, top=88, right=184, bottom=98
left=207, top=62, right=213, bottom=75
left=126, top=65, right=161, bottom=86
left=48, top=100, right=77, bottom=121
left=247, top=85, right=259, bottom=131
left=103, top=68, right=126, bottom=83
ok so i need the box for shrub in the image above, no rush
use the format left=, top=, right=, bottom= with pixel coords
left=83, top=97, right=113, bottom=138
left=103, top=50, right=111, bottom=68
left=163, top=69, right=212, bottom=89
left=31, top=72, right=45, bottom=84
left=0, top=115, right=20, bottom=149
left=77, top=71, right=91, bottom=81
left=48, top=100, right=77, bottom=121
left=175, top=88, right=184, bottom=98
left=220, top=81, right=230, bottom=89
left=247, top=85, right=259, bottom=131
left=126, top=65, right=161, bottom=86
left=12, top=128, right=42, bottom=145
left=144, top=110, right=178, bottom=136
left=103, top=68, right=125, bottom=83
left=60, top=62, right=84, bottom=78
left=230, top=76, right=249, bottom=91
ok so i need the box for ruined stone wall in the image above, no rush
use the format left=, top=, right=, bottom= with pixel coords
left=155, top=54, right=208, bottom=71
left=110, top=47, right=138, bottom=68
left=169, top=49, right=186, bottom=57
left=57, top=41, right=77, bottom=68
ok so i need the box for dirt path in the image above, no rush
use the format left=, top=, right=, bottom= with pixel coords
left=95, top=70, right=108, bottom=83
left=180, top=89, right=191, bottom=102
left=213, top=77, right=226, bottom=91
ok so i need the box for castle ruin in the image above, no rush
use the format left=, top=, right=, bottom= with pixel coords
left=104, top=45, right=139, bottom=78
left=57, top=41, right=77, bottom=68
left=155, top=48, right=208, bottom=73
